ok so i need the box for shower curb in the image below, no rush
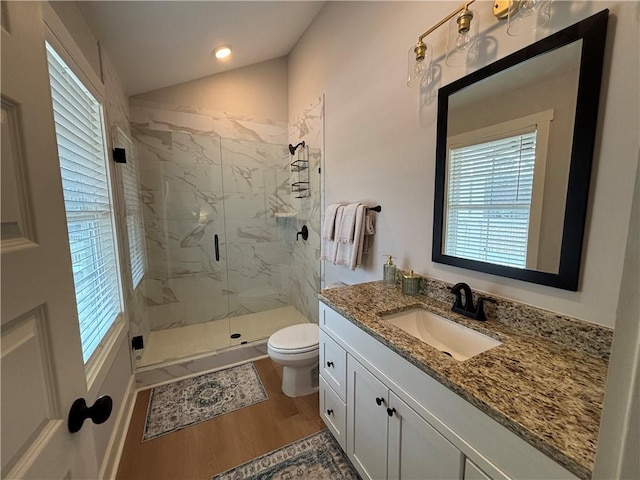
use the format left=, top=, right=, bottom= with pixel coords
left=134, top=340, right=269, bottom=390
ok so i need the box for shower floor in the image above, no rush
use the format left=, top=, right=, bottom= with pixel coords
left=137, top=306, right=310, bottom=368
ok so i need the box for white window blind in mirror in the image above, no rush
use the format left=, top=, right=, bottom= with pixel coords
left=445, top=131, right=537, bottom=268
left=46, top=43, right=123, bottom=363
left=114, top=127, right=146, bottom=289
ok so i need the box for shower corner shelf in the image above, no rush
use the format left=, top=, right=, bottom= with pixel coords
left=290, top=141, right=310, bottom=198
left=275, top=211, right=298, bottom=219
left=290, top=159, right=309, bottom=172
left=292, top=181, right=310, bottom=198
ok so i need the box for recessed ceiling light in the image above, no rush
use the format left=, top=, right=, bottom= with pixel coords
left=213, top=45, right=232, bottom=59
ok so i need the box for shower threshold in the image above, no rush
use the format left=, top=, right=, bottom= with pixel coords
left=134, top=306, right=310, bottom=388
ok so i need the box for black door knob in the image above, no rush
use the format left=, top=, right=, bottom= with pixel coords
left=326, top=409, right=334, bottom=415
left=375, top=397, right=384, bottom=406
left=387, top=407, right=396, bottom=417
left=326, top=361, right=334, bottom=367
left=68, top=396, right=113, bottom=433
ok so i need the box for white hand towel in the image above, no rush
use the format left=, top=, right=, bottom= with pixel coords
left=321, top=206, right=344, bottom=262
left=361, top=209, right=375, bottom=255
left=336, top=203, right=360, bottom=244
left=335, top=204, right=366, bottom=269
left=352, top=204, right=367, bottom=268
left=322, top=203, right=342, bottom=240
left=365, top=210, right=375, bottom=235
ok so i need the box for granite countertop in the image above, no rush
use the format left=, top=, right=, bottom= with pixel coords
left=318, top=282, right=610, bottom=480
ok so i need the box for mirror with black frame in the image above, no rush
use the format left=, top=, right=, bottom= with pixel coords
left=433, top=10, right=609, bottom=291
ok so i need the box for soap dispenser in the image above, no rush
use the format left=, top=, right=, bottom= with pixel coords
left=383, top=255, right=397, bottom=288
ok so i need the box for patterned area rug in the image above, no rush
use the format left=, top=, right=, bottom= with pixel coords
left=143, top=362, right=268, bottom=441
left=212, top=429, right=361, bottom=479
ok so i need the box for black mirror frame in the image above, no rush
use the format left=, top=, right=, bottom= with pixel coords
left=433, top=10, right=609, bottom=291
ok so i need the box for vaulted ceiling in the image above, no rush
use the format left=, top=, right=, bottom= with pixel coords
left=78, top=1, right=325, bottom=96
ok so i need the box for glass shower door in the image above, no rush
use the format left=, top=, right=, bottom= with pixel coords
left=220, top=137, right=292, bottom=335
left=136, top=129, right=231, bottom=344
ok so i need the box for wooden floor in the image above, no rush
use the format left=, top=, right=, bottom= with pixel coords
left=116, top=358, right=324, bottom=479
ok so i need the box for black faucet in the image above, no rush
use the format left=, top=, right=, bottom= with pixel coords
left=449, top=282, right=495, bottom=321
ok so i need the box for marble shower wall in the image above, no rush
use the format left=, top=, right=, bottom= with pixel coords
left=131, top=100, right=295, bottom=331
left=288, top=97, right=324, bottom=323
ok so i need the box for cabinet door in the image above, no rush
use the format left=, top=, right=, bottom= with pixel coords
left=388, top=392, right=463, bottom=480
left=347, top=356, right=390, bottom=480
left=464, top=459, right=492, bottom=480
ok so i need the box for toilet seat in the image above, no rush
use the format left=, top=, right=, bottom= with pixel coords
left=268, top=323, right=319, bottom=354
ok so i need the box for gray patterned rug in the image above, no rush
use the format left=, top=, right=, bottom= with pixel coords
left=212, top=429, right=361, bottom=479
left=143, top=362, right=268, bottom=441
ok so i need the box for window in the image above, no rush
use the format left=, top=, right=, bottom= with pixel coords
left=114, top=127, right=146, bottom=289
left=444, top=110, right=553, bottom=270
left=46, top=43, right=123, bottom=363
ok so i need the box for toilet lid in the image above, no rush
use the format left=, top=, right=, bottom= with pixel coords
left=268, top=323, right=319, bottom=352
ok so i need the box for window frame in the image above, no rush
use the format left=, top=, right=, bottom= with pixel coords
left=113, top=125, right=147, bottom=290
left=43, top=7, right=127, bottom=391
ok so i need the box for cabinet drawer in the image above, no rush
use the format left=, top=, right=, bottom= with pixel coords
left=320, top=330, right=347, bottom=401
left=320, top=303, right=349, bottom=341
left=320, top=376, right=347, bottom=450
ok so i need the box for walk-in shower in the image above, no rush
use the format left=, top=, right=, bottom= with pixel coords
left=129, top=99, right=322, bottom=370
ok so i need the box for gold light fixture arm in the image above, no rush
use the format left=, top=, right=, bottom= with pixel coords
left=417, top=0, right=477, bottom=44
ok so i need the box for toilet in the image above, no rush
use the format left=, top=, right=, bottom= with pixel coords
left=267, top=323, right=319, bottom=397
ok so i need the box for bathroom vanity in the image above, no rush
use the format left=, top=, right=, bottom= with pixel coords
left=318, top=282, right=611, bottom=480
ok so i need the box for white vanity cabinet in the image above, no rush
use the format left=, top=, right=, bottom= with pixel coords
left=347, top=356, right=463, bottom=480
left=319, top=302, right=579, bottom=480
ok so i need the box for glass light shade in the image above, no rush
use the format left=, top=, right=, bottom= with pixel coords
left=445, top=10, right=479, bottom=67
left=407, top=44, right=433, bottom=88
left=507, top=0, right=551, bottom=36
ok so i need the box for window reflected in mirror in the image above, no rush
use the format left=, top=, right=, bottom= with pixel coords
left=445, top=110, right=553, bottom=271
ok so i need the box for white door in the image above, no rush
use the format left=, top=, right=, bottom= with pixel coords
left=387, top=391, right=463, bottom=480
left=1, top=2, right=99, bottom=478
left=347, top=356, right=390, bottom=480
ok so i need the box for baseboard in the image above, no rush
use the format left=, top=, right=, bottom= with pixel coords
left=99, top=374, right=136, bottom=479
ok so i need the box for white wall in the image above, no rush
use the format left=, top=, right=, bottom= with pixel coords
left=133, top=57, right=289, bottom=121
left=594, top=156, right=640, bottom=478
left=49, top=1, right=101, bottom=76
left=288, top=1, right=640, bottom=328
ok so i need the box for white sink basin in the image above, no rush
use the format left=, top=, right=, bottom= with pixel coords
left=382, top=309, right=502, bottom=361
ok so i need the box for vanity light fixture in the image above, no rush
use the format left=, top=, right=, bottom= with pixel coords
left=408, top=0, right=477, bottom=87
left=213, top=45, right=232, bottom=59
left=408, top=0, right=553, bottom=87
left=501, top=0, right=552, bottom=37
left=445, top=5, right=479, bottom=67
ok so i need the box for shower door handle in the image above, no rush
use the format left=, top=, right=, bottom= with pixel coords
left=214, top=234, right=220, bottom=262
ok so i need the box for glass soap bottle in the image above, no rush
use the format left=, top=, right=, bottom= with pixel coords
left=383, top=255, right=397, bottom=288
left=402, top=270, right=422, bottom=296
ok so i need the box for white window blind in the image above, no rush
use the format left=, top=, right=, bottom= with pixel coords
left=445, top=131, right=537, bottom=268
left=115, top=128, right=146, bottom=289
left=46, top=43, right=122, bottom=363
